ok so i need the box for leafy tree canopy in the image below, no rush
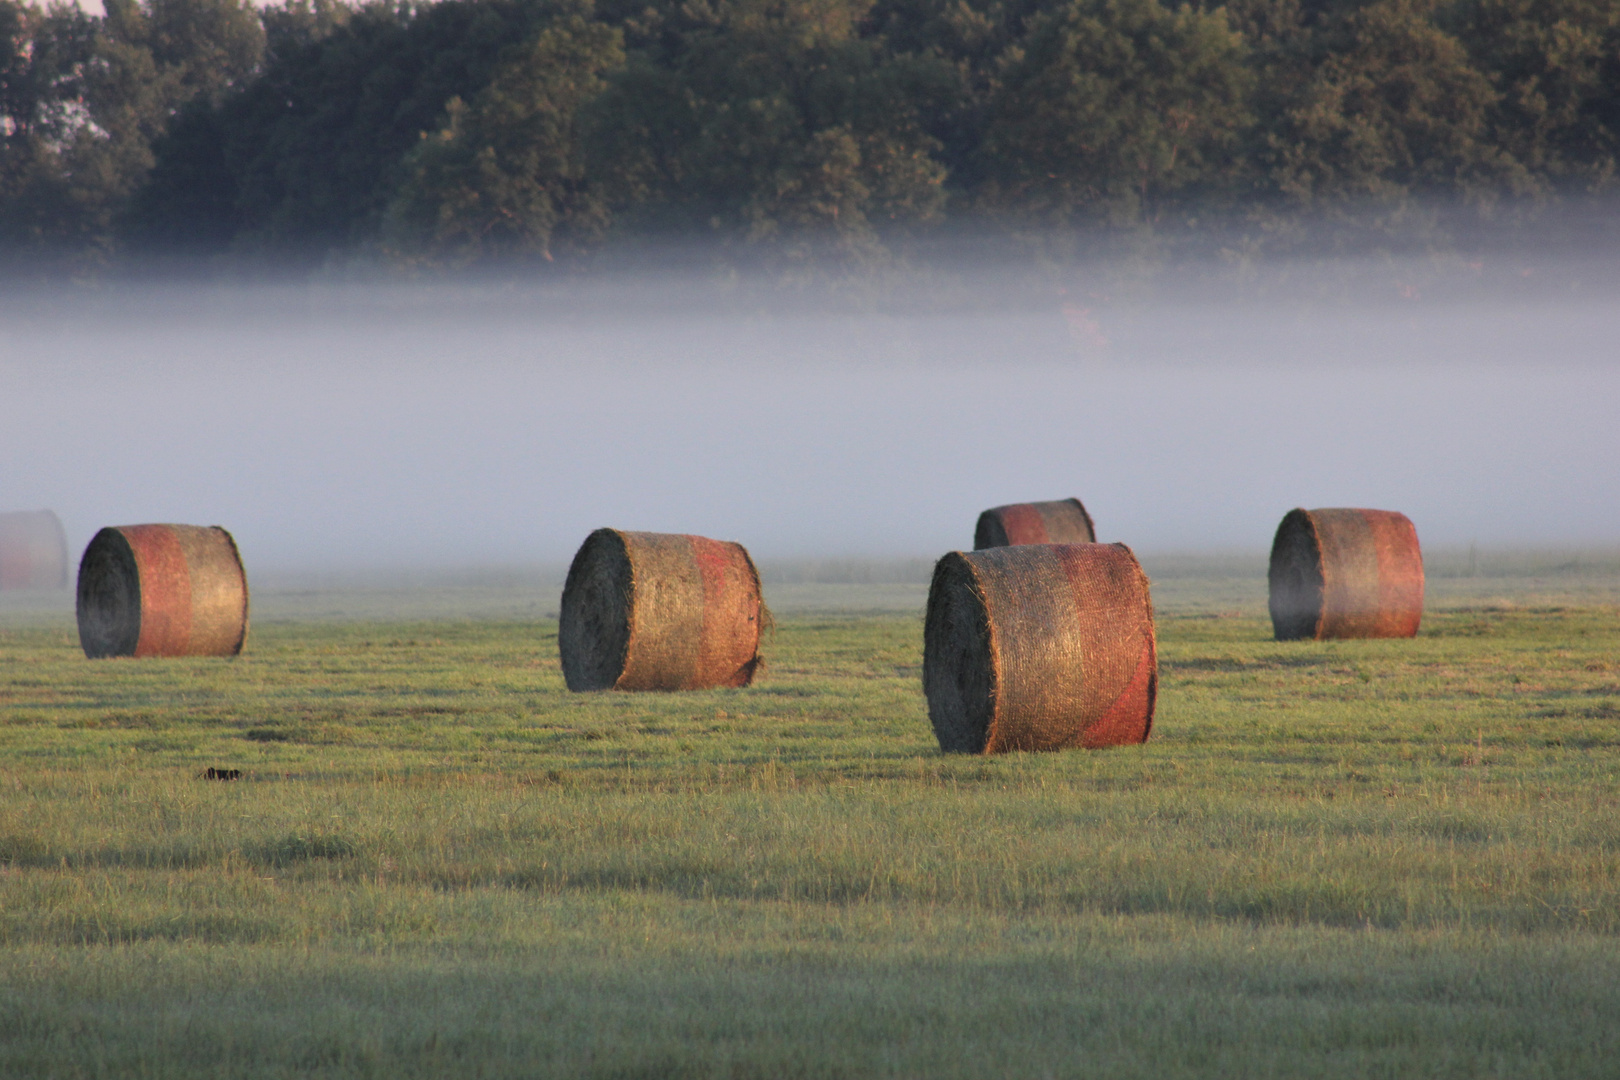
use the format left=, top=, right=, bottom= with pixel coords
left=2, top=0, right=1619, bottom=271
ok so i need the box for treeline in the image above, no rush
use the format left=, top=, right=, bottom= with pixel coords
left=2, top=0, right=1619, bottom=271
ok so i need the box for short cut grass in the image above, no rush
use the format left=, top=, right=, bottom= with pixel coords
left=0, top=570, right=1617, bottom=1078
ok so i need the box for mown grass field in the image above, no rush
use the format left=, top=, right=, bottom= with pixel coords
left=0, top=564, right=1617, bottom=1078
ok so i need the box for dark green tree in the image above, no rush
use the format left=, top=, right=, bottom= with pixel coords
left=858, top=0, right=1044, bottom=191
left=383, top=15, right=624, bottom=264
left=259, top=0, right=351, bottom=57
left=130, top=0, right=574, bottom=259
left=0, top=1, right=99, bottom=256
left=0, top=0, right=261, bottom=266
left=1268, top=0, right=1516, bottom=206
left=588, top=0, right=948, bottom=261
left=1450, top=0, right=1620, bottom=191
left=979, top=0, right=1254, bottom=226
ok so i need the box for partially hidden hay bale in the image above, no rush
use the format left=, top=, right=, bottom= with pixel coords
left=924, top=542, right=1156, bottom=754
left=0, top=510, right=69, bottom=590
left=560, top=528, right=764, bottom=691
left=974, top=498, right=1095, bottom=549
left=1268, top=508, right=1423, bottom=641
left=76, top=524, right=249, bottom=658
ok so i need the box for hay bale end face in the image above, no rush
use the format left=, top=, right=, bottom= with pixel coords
left=924, top=542, right=1156, bottom=754
left=0, top=510, right=69, bottom=590
left=1268, top=508, right=1423, bottom=641
left=76, top=525, right=249, bottom=659
left=559, top=528, right=764, bottom=692
left=974, top=498, right=1095, bottom=549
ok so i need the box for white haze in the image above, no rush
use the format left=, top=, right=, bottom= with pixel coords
left=1, top=263, right=1616, bottom=575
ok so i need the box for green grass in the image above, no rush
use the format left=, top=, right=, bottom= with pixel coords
left=0, top=581, right=1618, bottom=1078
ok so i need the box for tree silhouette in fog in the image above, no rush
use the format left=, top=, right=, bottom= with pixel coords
left=2, top=0, right=1619, bottom=270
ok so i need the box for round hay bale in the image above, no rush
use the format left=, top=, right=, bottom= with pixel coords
left=1268, top=508, right=1423, bottom=641
left=974, top=498, right=1096, bottom=549
left=0, top=510, right=69, bottom=590
left=76, top=524, right=249, bottom=659
left=559, top=528, right=764, bottom=691
left=924, top=542, right=1156, bottom=754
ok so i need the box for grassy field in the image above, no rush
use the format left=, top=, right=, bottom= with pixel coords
left=0, top=561, right=1617, bottom=1078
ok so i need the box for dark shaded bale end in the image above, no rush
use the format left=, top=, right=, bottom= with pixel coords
left=1268, top=509, right=1324, bottom=640
left=921, top=553, right=995, bottom=753
left=1268, top=508, right=1423, bottom=641
left=76, top=524, right=249, bottom=659
left=559, top=528, right=634, bottom=691
left=0, top=510, right=69, bottom=590
left=924, top=543, right=1156, bottom=755
left=560, top=528, right=764, bottom=692
left=974, top=498, right=1096, bottom=549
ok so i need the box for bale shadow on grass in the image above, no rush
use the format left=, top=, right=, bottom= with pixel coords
left=253, top=834, right=358, bottom=868
left=591, top=1062, right=850, bottom=1080
left=243, top=723, right=357, bottom=745
left=0, top=832, right=358, bottom=870
left=1162, top=655, right=1333, bottom=673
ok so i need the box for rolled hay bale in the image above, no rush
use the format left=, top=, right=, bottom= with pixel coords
left=974, top=498, right=1095, bottom=549
left=1268, top=508, right=1423, bottom=641
left=76, top=525, right=249, bottom=659
left=924, top=543, right=1156, bottom=754
left=559, top=528, right=764, bottom=691
left=0, top=510, right=69, bottom=590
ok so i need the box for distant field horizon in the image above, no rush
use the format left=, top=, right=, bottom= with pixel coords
left=5, top=546, right=1617, bottom=626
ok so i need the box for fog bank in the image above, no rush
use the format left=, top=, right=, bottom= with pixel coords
left=3, top=266, right=1615, bottom=572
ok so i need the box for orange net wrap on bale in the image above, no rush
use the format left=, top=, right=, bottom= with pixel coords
left=974, top=499, right=1096, bottom=549
left=1268, top=508, right=1423, bottom=641
left=924, top=542, right=1156, bottom=754
left=76, top=525, right=249, bottom=658
left=560, top=528, right=764, bottom=691
left=0, top=510, right=68, bottom=590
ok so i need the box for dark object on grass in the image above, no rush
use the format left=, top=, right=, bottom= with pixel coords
left=924, top=542, right=1156, bottom=754
left=76, top=524, right=249, bottom=658
left=1268, top=508, right=1423, bottom=641
left=560, top=528, right=764, bottom=691
left=0, top=510, right=69, bottom=590
left=202, top=767, right=241, bottom=781
left=974, top=498, right=1095, bottom=549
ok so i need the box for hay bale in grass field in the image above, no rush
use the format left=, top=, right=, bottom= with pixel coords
left=0, top=510, right=69, bottom=590
left=76, top=525, right=248, bottom=658
left=560, top=528, right=764, bottom=691
left=1268, top=508, right=1423, bottom=641
left=974, top=498, right=1095, bottom=549
left=924, top=543, right=1156, bottom=754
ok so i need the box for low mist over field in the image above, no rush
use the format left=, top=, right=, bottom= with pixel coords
left=2, top=257, right=1616, bottom=574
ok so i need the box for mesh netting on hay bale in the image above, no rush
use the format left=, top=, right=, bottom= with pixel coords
left=924, top=542, right=1156, bottom=754
left=76, top=525, right=249, bottom=659
left=560, top=528, right=764, bottom=692
left=0, top=510, right=69, bottom=590
left=1268, top=508, right=1423, bottom=641
left=974, top=498, right=1096, bottom=549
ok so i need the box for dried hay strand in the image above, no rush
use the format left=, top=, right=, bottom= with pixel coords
left=76, top=524, right=249, bottom=659
left=974, top=498, right=1096, bottom=548
left=1268, top=508, right=1423, bottom=641
left=924, top=543, right=1156, bottom=754
left=0, top=510, right=68, bottom=590
left=560, top=528, right=764, bottom=691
